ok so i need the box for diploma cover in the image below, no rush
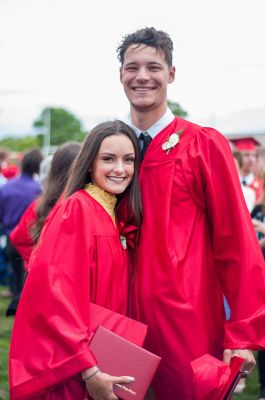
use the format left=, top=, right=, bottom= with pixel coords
left=219, top=356, right=247, bottom=400
left=89, top=302, right=147, bottom=347
left=90, top=325, right=161, bottom=400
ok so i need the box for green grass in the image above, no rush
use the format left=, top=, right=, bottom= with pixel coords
left=233, top=368, right=260, bottom=399
left=0, top=289, right=14, bottom=400
left=0, top=286, right=261, bottom=400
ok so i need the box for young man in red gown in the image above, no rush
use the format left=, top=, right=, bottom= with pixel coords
left=118, top=27, right=265, bottom=399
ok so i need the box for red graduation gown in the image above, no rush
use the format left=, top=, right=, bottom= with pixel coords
left=133, top=118, right=265, bottom=399
left=9, top=190, right=129, bottom=399
left=10, top=198, right=38, bottom=270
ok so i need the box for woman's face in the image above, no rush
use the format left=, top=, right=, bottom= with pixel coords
left=91, top=134, right=135, bottom=194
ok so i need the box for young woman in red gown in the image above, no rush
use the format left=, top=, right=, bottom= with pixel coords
left=9, top=120, right=142, bottom=400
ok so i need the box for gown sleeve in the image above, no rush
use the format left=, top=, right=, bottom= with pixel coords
left=9, top=195, right=97, bottom=399
left=10, top=199, right=37, bottom=270
left=189, top=127, right=265, bottom=350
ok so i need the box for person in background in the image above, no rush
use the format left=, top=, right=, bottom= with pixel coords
left=9, top=120, right=142, bottom=400
left=39, top=154, right=53, bottom=189
left=231, top=148, right=257, bottom=394
left=0, top=148, right=43, bottom=316
left=10, top=142, right=81, bottom=270
left=0, top=149, right=8, bottom=186
left=251, top=175, right=265, bottom=400
left=0, top=150, right=9, bottom=287
left=230, top=137, right=262, bottom=203
left=0, top=149, right=21, bottom=180
left=117, top=27, right=265, bottom=399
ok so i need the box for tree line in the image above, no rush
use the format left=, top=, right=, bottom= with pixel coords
left=0, top=102, right=187, bottom=152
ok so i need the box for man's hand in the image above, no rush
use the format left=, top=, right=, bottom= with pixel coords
left=223, top=348, right=256, bottom=377
left=252, top=219, right=265, bottom=235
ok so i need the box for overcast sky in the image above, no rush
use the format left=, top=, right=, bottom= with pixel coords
left=1, top=0, right=265, bottom=137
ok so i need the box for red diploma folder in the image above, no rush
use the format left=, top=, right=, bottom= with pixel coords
left=90, top=325, right=161, bottom=400
left=89, top=303, right=147, bottom=347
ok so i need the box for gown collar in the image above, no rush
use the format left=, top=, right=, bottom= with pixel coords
left=85, top=183, right=117, bottom=224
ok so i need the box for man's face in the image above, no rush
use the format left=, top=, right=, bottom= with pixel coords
left=120, top=44, right=175, bottom=115
left=241, top=150, right=257, bottom=175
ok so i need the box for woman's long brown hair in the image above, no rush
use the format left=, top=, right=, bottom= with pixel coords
left=31, top=142, right=81, bottom=243
left=64, top=120, right=142, bottom=226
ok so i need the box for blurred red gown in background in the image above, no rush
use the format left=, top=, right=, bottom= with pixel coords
left=10, top=198, right=38, bottom=271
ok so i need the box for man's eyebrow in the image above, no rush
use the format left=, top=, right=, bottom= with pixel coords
left=124, top=62, right=138, bottom=67
left=124, top=61, right=162, bottom=66
left=148, top=61, right=162, bottom=65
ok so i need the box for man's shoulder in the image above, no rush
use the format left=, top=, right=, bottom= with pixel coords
left=168, top=117, right=228, bottom=148
left=175, top=117, right=224, bottom=136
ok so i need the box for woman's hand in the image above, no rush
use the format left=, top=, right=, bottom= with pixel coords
left=82, top=367, right=134, bottom=400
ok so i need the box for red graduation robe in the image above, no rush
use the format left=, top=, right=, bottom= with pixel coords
left=132, top=118, right=265, bottom=399
left=9, top=190, right=129, bottom=399
left=10, top=198, right=38, bottom=270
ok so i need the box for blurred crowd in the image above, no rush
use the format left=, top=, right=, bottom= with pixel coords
left=230, top=137, right=265, bottom=397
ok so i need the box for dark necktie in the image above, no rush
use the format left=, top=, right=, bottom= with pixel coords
left=139, top=132, right=152, bottom=160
